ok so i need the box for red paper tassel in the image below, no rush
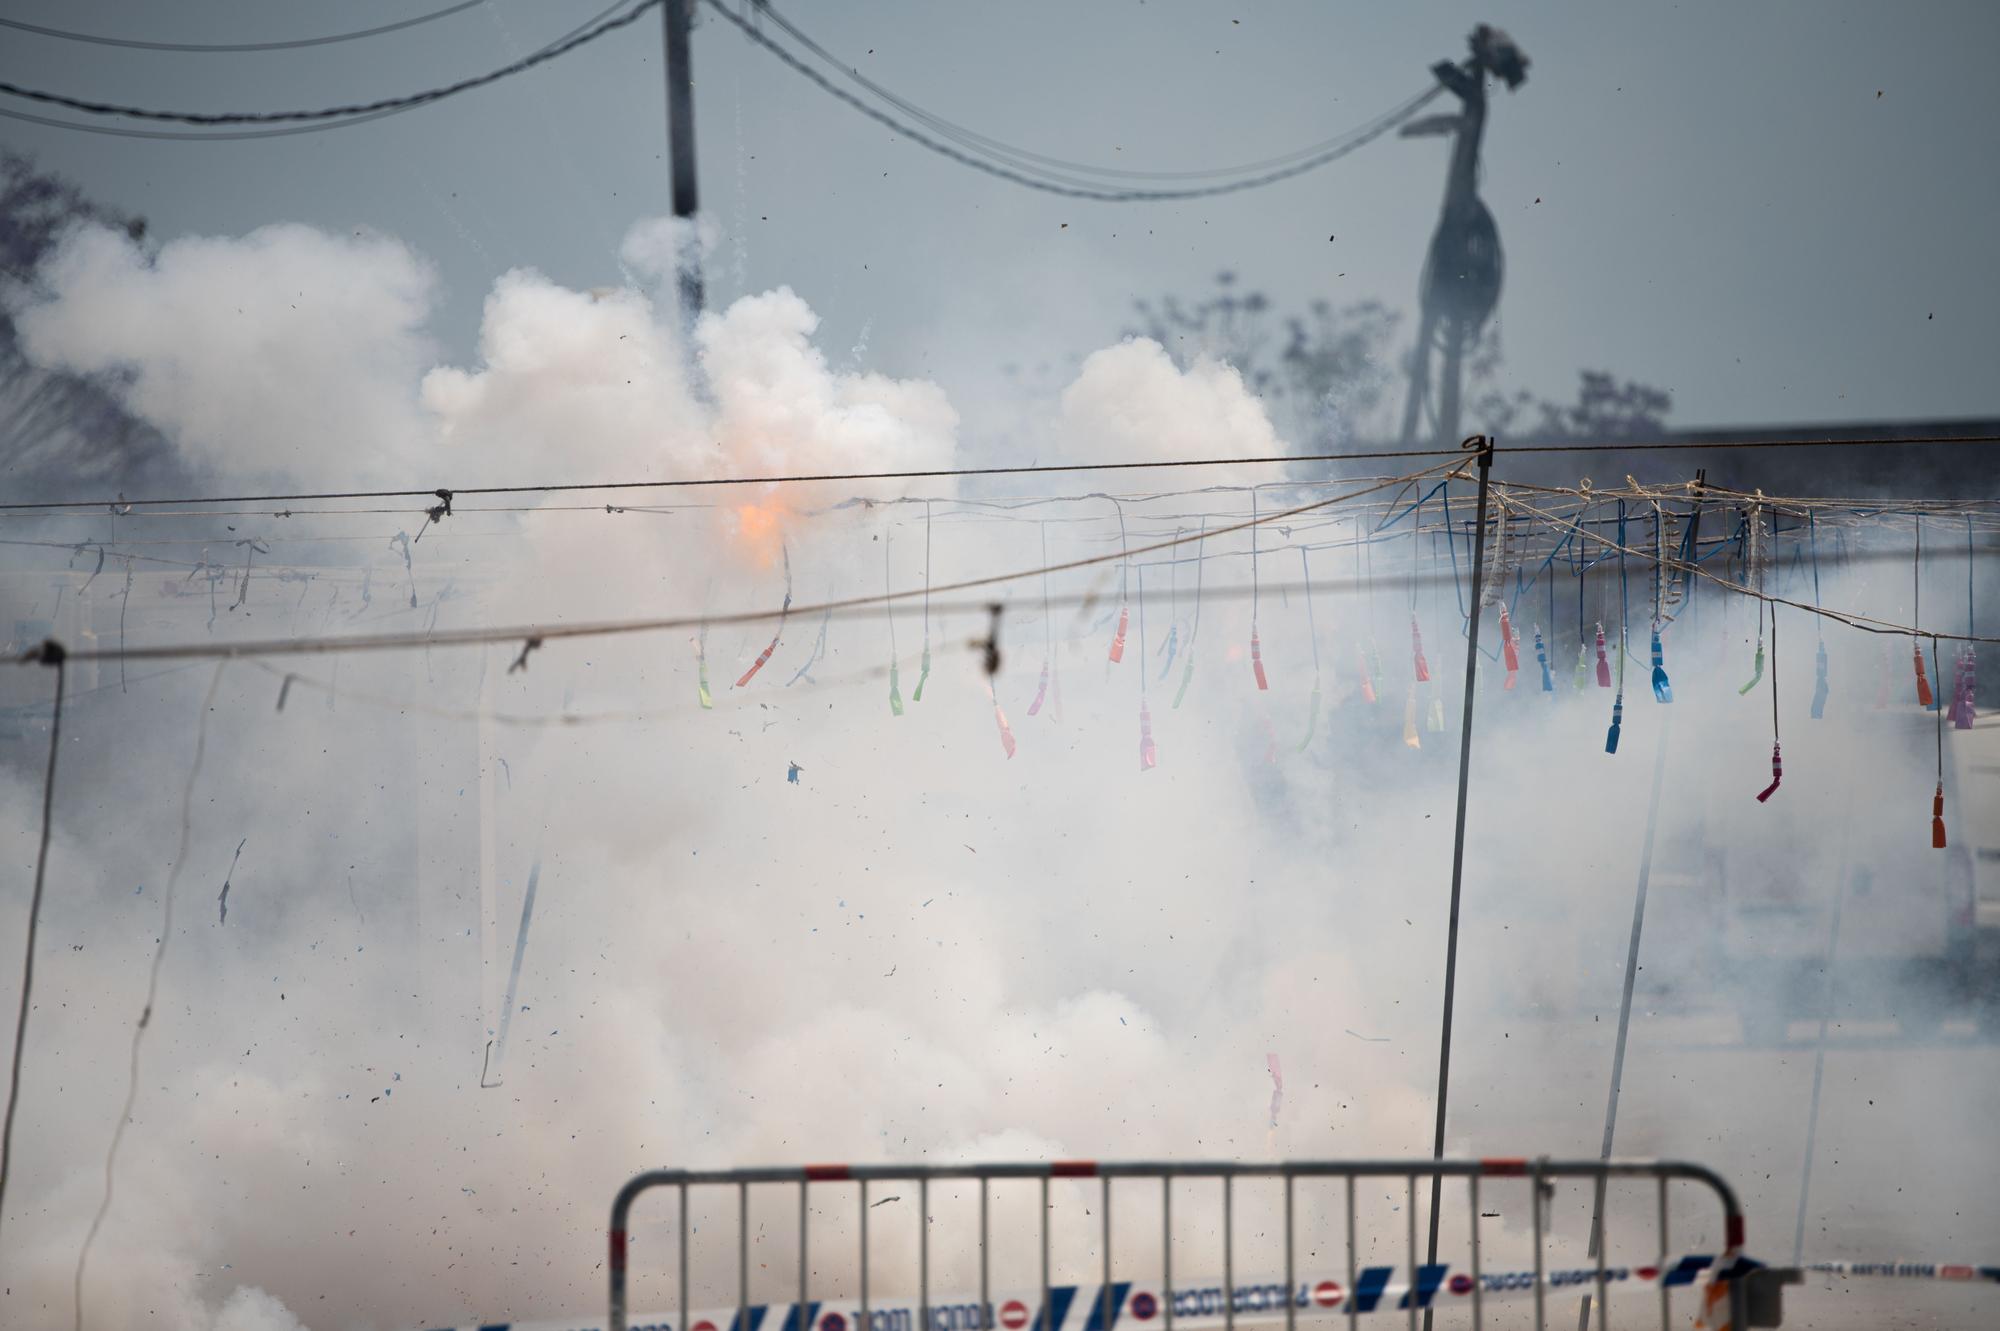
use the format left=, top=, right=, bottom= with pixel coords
left=1411, top=616, right=1430, bottom=683
left=988, top=682, right=1017, bottom=759
left=1912, top=642, right=1933, bottom=707
left=1251, top=630, right=1269, bottom=690
left=1594, top=624, right=1612, bottom=688
left=1356, top=648, right=1377, bottom=704
left=1108, top=606, right=1129, bottom=663
left=1499, top=606, right=1520, bottom=689
left=1755, top=741, right=1783, bottom=803
left=1933, top=783, right=1947, bottom=848
left=734, top=633, right=781, bottom=688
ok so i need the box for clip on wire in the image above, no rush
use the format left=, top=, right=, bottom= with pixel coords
left=508, top=636, right=543, bottom=674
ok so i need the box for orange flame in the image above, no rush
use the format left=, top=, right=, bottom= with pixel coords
left=733, top=499, right=792, bottom=568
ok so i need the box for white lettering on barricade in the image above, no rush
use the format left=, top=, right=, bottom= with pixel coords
left=427, top=1258, right=1799, bottom=1331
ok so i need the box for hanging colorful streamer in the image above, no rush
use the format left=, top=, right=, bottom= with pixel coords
left=1756, top=742, right=1783, bottom=802
left=1574, top=638, right=1590, bottom=692
left=1650, top=627, right=1672, bottom=704
left=1738, top=615, right=1766, bottom=695
left=1173, top=517, right=1206, bottom=709
left=1109, top=498, right=1131, bottom=663
left=1403, top=683, right=1422, bottom=750
left=1952, top=647, right=1977, bottom=730
left=1498, top=605, right=1519, bottom=689
left=1755, top=608, right=1782, bottom=802
left=1411, top=615, right=1430, bottom=682
left=1807, top=512, right=1827, bottom=719
left=987, top=680, right=1017, bottom=759
left=1535, top=627, right=1553, bottom=692
left=1932, top=637, right=1948, bottom=848
left=1029, top=522, right=1054, bottom=717
left=913, top=503, right=933, bottom=701
left=1607, top=503, right=1631, bottom=752
left=1249, top=489, right=1268, bottom=690
left=733, top=544, right=793, bottom=688
left=1912, top=641, right=1934, bottom=707
left=1138, top=564, right=1157, bottom=770
left=1594, top=623, right=1612, bottom=688
left=785, top=608, right=831, bottom=687
left=1649, top=505, right=1673, bottom=703
left=694, top=630, right=713, bottom=710
left=885, top=531, right=904, bottom=716
left=1299, top=549, right=1322, bottom=749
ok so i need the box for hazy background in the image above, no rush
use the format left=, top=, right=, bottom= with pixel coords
left=2, top=5, right=1998, bottom=1331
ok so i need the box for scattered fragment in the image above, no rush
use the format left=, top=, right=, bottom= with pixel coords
left=217, top=838, right=247, bottom=925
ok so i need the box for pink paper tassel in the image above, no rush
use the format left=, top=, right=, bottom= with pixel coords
left=990, top=684, right=1018, bottom=759
left=1139, top=701, right=1157, bottom=770
left=1026, top=658, right=1050, bottom=716
left=1251, top=629, right=1269, bottom=690
left=1755, top=741, right=1783, bottom=803
left=1499, top=606, right=1520, bottom=689
left=1594, top=624, right=1613, bottom=688
left=1411, top=616, right=1430, bottom=682
left=1108, top=606, right=1129, bottom=663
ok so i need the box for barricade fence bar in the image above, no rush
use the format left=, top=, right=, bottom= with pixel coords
left=604, top=1158, right=1757, bottom=1331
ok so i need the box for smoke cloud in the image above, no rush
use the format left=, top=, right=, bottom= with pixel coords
left=0, top=214, right=1992, bottom=1331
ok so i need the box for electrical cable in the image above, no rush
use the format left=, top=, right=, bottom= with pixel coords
left=0, top=1, right=489, bottom=53
left=749, top=0, right=1440, bottom=185
left=0, top=645, right=65, bottom=1245
left=703, top=0, right=1442, bottom=202
left=0, top=0, right=658, bottom=125
left=6, top=433, right=1995, bottom=516
left=27, top=463, right=1467, bottom=664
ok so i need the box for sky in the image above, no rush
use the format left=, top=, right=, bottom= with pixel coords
left=2, top=7, right=2000, bottom=1331
left=4, top=0, right=1999, bottom=439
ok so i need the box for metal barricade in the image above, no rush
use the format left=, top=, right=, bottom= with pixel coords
left=607, top=1158, right=1757, bottom=1331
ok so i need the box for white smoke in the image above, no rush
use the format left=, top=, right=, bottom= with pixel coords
left=0, top=215, right=1990, bottom=1331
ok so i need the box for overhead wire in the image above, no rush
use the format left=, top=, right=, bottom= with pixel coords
left=747, top=0, right=1437, bottom=185
left=0, top=1, right=489, bottom=53
left=0, top=0, right=658, bottom=125
left=5, top=433, right=1995, bottom=516
left=702, top=0, right=1443, bottom=202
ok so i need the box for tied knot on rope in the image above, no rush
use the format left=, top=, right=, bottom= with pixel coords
left=980, top=603, right=1003, bottom=677
left=414, top=488, right=453, bottom=542
left=507, top=636, right=543, bottom=674
left=22, top=637, right=66, bottom=667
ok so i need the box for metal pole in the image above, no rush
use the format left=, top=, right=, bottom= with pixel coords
left=1422, top=434, right=1494, bottom=1331
left=1577, top=716, right=1673, bottom=1331
left=662, top=0, right=703, bottom=324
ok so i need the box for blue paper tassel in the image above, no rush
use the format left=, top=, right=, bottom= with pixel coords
left=1605, top=694, right=1624, bottom=754
left=1535, top=630, right=1553, bottom=693
left=1650, top=629, right=1673, bottom=704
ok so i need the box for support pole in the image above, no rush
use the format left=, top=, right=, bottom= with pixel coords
left=1575, top=715, right=1673, bottom=1331
left=1422, top=434, right=1493, bottom=1331
left=662, top=0, right=703, bottom=324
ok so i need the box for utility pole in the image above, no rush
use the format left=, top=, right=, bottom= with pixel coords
left=662, top=0, right=703, bottom=325
left=1397, top=25, right=1528, bottom=447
